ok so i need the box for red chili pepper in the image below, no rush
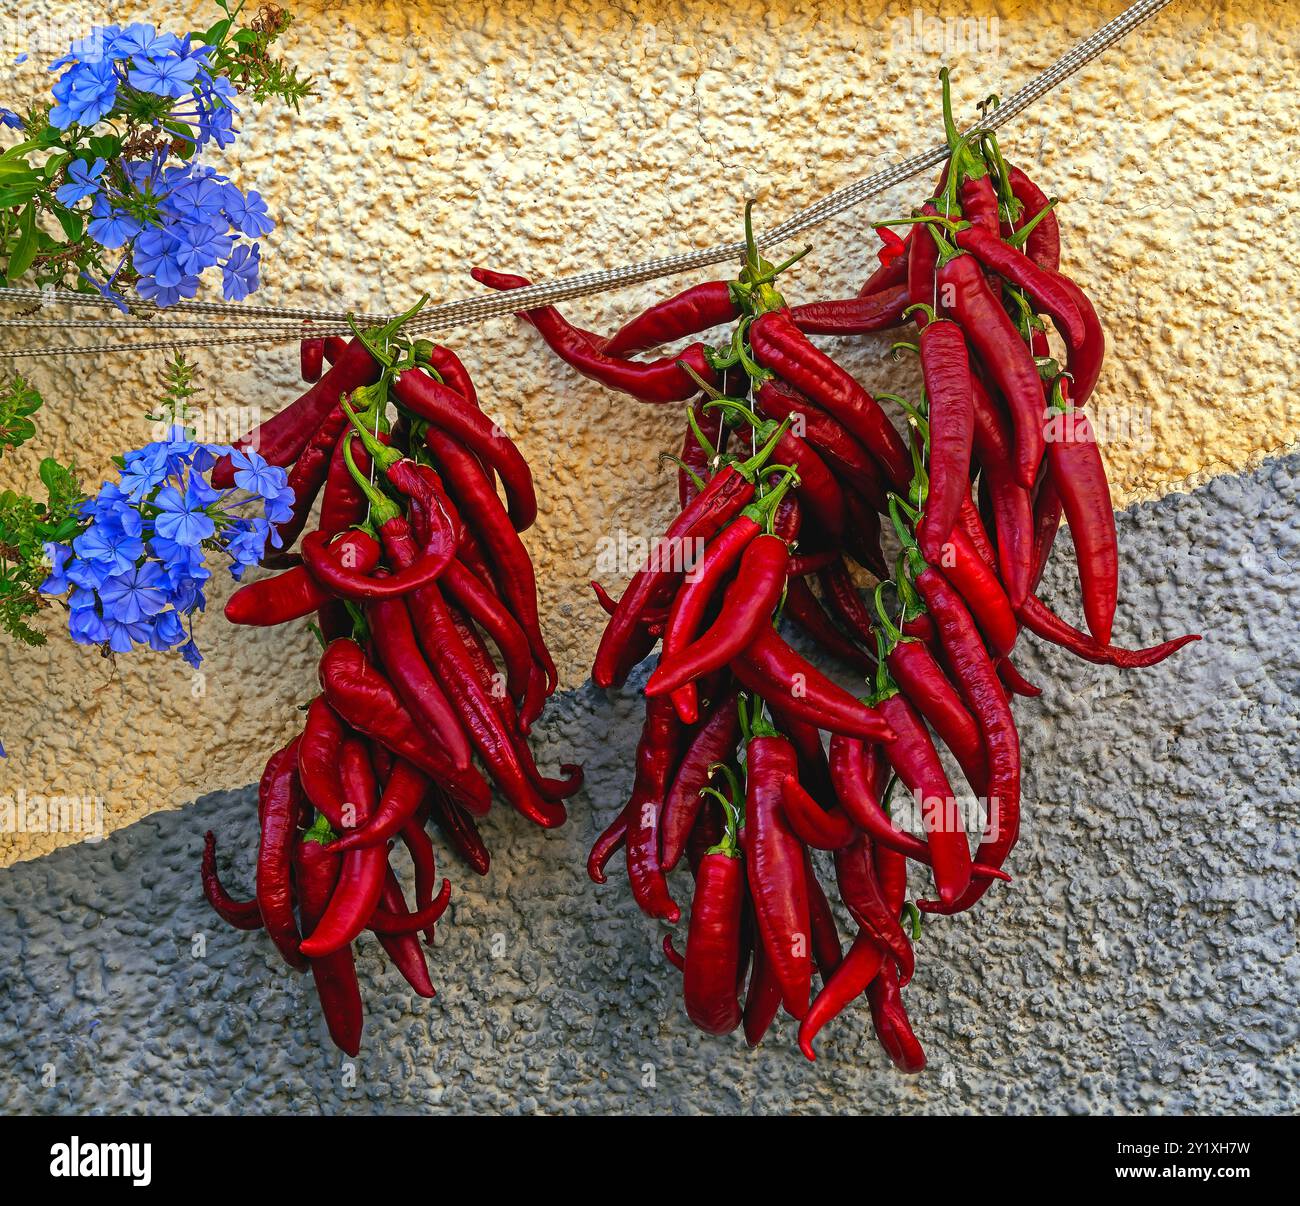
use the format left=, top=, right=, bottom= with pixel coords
left=660, top=684, right=741, bottom=871
left=742, top=915, right=784, bottom=1047
left=472, top=267, right=720, bottom=403
left=255, top=738, right=308, bottom=971
left=1005, top=163, right=1062, bottom=272
left=390, top=365, right=538, bottom=532
left=224, top=530, right=382, bottom=627
left=749, top=309, right=913, bottom=489
left=677, top=398, right=720, bottom=508
left=996, top=655, right=1041, bottom=698
left=648, top=532, right=790, bottom=703
left=804, top=854, right=843, bottom=978
left=317, top=638, right=490, bottom=812
left=419, top=342, right=478, bottom=407
left=780, top=576, right=873, bottom=672
left=367, top=873, right=452, bottom=935
left=371, top=868, right=438, bottom=997
left=616, top=696, right=684, bottom=922
left=867, top=961, right=927, bottom=1073
left=299, top=528, right=453, bottom=599
left=1016, top=593, right=1201, bottom=668
left=833, top=835, right=914, bottom=983
left=788, top=284, right=910, bottom=336
left=322, top=335, right=349, bottom=366
left=755, top=380, right=888, bottom=513
left=968, top=374, right=1035, bottom=606
left=423, top=425, right=556, bottom=694
left=1043, top=378, right=1119, bottom=644
left=299, top=739, right=388, bottom=958
left=429, top=787, right=491, bottom=876
left=913, top=566, right=1021, bottom=914
left=907, top=204, right=943, bottom=327
left=201, top=830, right=262, bottom=930
left=212, top=337, right=379, bottom=487
left=815, top=558, right=877, bottom=649
left=318, top=425, right=388, bottom=536
left=271, top=406, right=350, bottom=555
left=1047, top=270, right=1105, bottom=405
left=439, top=558, right=534, bottom=712
left=300, top=337, right=325, bottom=384
left=912, top=315, right=974, bottom=562
left=732, top=628, right=894, bottom=741
left=587, top=811, right=629, bottom=885
left=682, top=845, right=745, bottom=1034
left=957, top=173, right=1001, bottom=237
left=745, top=734, right=812, bottom=1020
left=780, top=774, right=855, bottom=850
left=939, top=520, right=1020, bottom=656
left=797, top=928, right=886, bottom=1060
left=368, top=594, right=473, bottom=771
left=936, top=251, right=1045, bottom=488
left=601, top=280, right=740, bottom=357
left=298, top=697, right=350, bottom=830
left=294, top=828, right=363, bottom=1056
left=325, top=758, right=428, bottom=852
left=859, top=229, right=911, bottom=294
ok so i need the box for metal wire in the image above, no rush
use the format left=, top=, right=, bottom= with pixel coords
left=0, top=0, right=1175, bottom=360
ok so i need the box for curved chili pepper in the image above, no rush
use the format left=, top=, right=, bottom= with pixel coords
left=789, top=284, right=910, bottom=336
left=440, top=558, right=534, bottom=710
left=660, top=684, right=741, bottom=872
left=602, top=280, right=740, bottom=357
left=953, top=225, right=1085, bottom=348
left=859, top=229, right=911, bottom=295
left=391, top=365, right=538, bottom=532
left=1044, top=379, right=1118, bottom=644
left=616, top=696, right=684, bottom=922
left=423, top=425, right=556, bottom=693
left=780, top=576, right=873, bottom=671
left=732, top=627, right=894, bottom=742
left=201, top=830, right=262, bottom=930
left=1005, top=163, right=1061, bottom=272
left=419, top=342, right=478, bottom=407
left=271, top=405, right=350, bottom=555
left=370, top=867, right=437, bottom=998
left=746, top=734, right=812, bottom=1020
left=912, top=315, right=974, bottom=562
left=996, top=655, right=1041, bottom=698
left=224, top=531, right=382, bottom=626
left=1016, top=594, right=1201, bottom=668
left=319, top=425, right=388, bottom=536
left=1047, top=270, right=1105, bottom=406
left=798, top=928, right=886, bottom=1060
left=317, top=638, right=491, bottom=813
left=647, top=533, right=790, bottom=702
left=367, top=876, right=452, bottom=934
left=429, top=787, right=490, bottom=876
left=834, top=835, right=914, bottom=983
left=936, top=252, right=1045, bottom=488
left=299, top=739, right=388, bottom=958
left=298, top=697, right=350, bottom=831
left=867, top=962, right=927, bottom=1073
left=841, top=489, right=889, bottom=580
left=682, top=848, right=745, bottom=1034
left=300, top=337, right=325, bottom=384
left=755, top=380, right=888, bottom=512
left=907, top=205, right=944, bottom=328
left=212, top=336, right=379, bottom=487
left=742, top=918, right=783, bottom=1047
left=368, top=593, right=473, bottom=771
left=815, top=558, right=876, bottom=648
left=326, top=759, right=428, bottom=852
left=749, top=308, right=912, bottom=489
left=939, top=520, right=1020, bottom=656
left=787, top=548, right=840, bottom=576
left=913, top=566, right=1021, bottom=914
left=587, top=811, right=629, bottom=885
left=256, top=738, right=308, bottom=971
left=969, top=374, right=1034, bottom=606
left=804, top=855, right=843, bottom=978
left=472, top=267, right=719, bottom=403
left=1030, top=472, right=1064, bottom=592
left=958, top=173, right=1001, bottom=237
left=295, top=830, right=363, bottom=1056
left=780, top=774, right=856, bottom=849
left=300, top=528, right=453, bottom=599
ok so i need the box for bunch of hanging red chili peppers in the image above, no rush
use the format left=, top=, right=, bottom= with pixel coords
left=202, top=309, right=578, bottom=1056
left=478, top=70, right=1199, bottom=1070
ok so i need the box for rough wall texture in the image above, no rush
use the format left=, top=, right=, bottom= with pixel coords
left=0, top=1, right=1296, bottom=1114
left=0, top=456, right=1296, bottom=1115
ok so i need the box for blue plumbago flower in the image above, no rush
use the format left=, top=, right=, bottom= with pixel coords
left=0, top=107, right=22, bottom=129
left=87, top=196, right=145, bottom=251
left=55, top=156, right=107, bottom=206
left=135, top=272, right=200, bottom=307
left=110, top=24, right=182, bottom=61
left=128, top=51, right=200, bottom=100
left=42, top=434, right=291, bottom=662
left=223, top=187, right=274, bottom=238
left=222, top=241, right=261, bottom=301
left=174, top=219, right=233, bottom=275
left=49, top=56, right=119, bottom=128
left=49, top=28, right=121, bottom=72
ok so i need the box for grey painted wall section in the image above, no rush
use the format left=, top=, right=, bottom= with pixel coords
left=1, top=454, right=1296, bottom=1116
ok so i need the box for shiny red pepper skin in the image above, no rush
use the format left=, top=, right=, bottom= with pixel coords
left=256, top=738, right=308, bottom=971
left=789, top=284, right=910, bottom=336
left=369, top=594, right=472, bottom=771
left=954, top=225, right=1085, bottom=349
left=833, top=835, right=914, bottom=983
left=958, top=174, right=1001, bottom=237
left=1016, top=594, right=1201, bottom=668
left=970, top=374, right=1034, bottom=606
left=372, top=868, right=437, bottom=997
left=299, top=739, right=388, bottom=958
left=1048, top=270, right=1105, bottom=405
left=319, top=428, right=387, bottom=536
left=619, top=696, right=684, bottom=923
left=421, top=342, right=478, bottom=407
left=937, top=253, right=1046, bottom=488
left=391, top=366, right=538, bottom=533
left=300, top=337, right=325, bottom=384
left=940, top=522, right=1020, bottom=656
left=875, top=691, right=972, bottom=908
left=224, top=531, right=382, bottom=627
left=780, top=576, right=873, bottom=673
left=907, top=206, right=943, bottom=327
left=1005, top=164, right=1062, bottom=272
left=914, top=567, right=1021, bottom=914
left=1044, top=389, right=1118, bottom=644
left=804, top=855, right=843, bottom=978
left=201, top=831, right=262, bottom=930
left=860, top=230, right=911, bottom=295
left=682, top=850, right=745, bottom=1034
left=816, top=559, right=877, bottom=649
left=271, top=406, right=350, bottom=555
left=749, top=309, right=912, bottom=489
left=798, top=928, right=886, bottom=1060
left=916, top=319, right=974, bottom=563
left=867, top=961, right=927, bottom=1073
left=300, top=527, right=454, bottom=600
left=429, top=787, right=490, bottom=876
left=294, top=835, right=364, bottom=1056
left=439, top=559, right=534, bottom=711
left=732, top=627, right=895, bottom=742
left=780, top=774, right=856, bottom=850
left=660, top=684, right=741, bottom=872
left=326, top=759, right=428, bottom=852
left=648, top=534, right=789, bottom=702
left=472, top=267, right=719, bottom=403
left=742, top=916, right=784, bottom=1047
left=746, top=736, right=812, bottom=1020
left=298, top=697, right=349, bottom=830
left=601, top=280, right=740, bottom=357
left=212, top=337, right=380, bottom=487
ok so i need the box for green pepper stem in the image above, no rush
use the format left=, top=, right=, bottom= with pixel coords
left=736, top=412, right=792, bottom=480
left=1006, top=198, right=1059, bottom=249
left=341, top=433, right=400, bottom=525
left=658, top=452, right=706, bottom=493
left=703, top=395, right=764, bottom=431
left=873, top=581, right=907, bottom=650
left=341, top=397, right=401, bottom=470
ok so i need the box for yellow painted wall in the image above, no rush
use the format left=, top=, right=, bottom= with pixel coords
left=1, top=0, right=1295, bottom=865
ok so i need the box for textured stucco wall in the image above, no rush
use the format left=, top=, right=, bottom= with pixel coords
left=0, top=0, right=1296, bottom=1114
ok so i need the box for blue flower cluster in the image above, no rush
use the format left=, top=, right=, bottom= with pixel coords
left=45, top=23, right=272, bottom=306
left=40, top=437, right=294, bottom=666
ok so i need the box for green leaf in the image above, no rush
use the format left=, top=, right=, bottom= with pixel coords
left=7, top=203, right=37, bottom=281
left=43, top=151, right=71, bottom=179
left=0, top=180, right=41, bottom=209
left=232, top=29, right=260, bottom=44
left=204, top=18, right=232, bottom=44
left=86, top=134, right=122, bottom=161
left=53, top=206, right=83, bottom=242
